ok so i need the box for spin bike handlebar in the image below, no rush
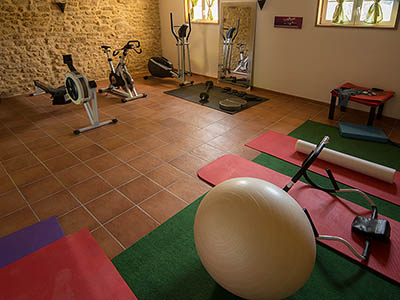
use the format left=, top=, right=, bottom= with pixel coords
left=170, top=13, right=192, bottom=41
left=112, top=40, right=142, bottom=56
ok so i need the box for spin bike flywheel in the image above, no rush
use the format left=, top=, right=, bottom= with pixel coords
left=65, top=71, right=90, bottom=105
left=109, top=72, right=125, bottom=88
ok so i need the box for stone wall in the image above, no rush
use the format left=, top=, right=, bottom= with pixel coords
left=0, top=0, right=162, bottom=97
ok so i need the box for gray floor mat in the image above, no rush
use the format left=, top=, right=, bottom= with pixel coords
left=164, top=83, right=269, bottom=114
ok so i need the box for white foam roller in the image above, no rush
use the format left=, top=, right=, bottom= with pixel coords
left=295, top=139, right=396, bottom=184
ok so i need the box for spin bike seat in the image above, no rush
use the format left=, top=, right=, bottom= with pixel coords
left=101, top=45, right=111, bottom=50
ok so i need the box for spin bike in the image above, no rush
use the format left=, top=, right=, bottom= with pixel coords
left=30, top=55, right=118, bottom=135
left=232, top=43, right=249, bottom=76
left=144, top=13, right=194, bottom=87
left=99, top=40, right=146, bottom=103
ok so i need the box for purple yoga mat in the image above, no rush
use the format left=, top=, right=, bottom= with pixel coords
left=0, top=216, right=64, bottom=268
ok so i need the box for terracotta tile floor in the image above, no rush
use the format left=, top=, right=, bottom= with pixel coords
left=0, top=74, right=399, bottom=259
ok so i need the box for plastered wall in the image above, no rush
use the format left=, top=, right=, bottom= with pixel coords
left=160, top=0, right=400, bottom=119
left=0, top=0, right=162, bottom=97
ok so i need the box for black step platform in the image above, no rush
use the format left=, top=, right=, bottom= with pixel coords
left=164, top=83, right=269, bottom=114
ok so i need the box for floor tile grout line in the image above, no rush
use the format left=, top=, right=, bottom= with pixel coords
left=0, top=167, right=39, bottom=222
left=3, top=76, right=398, bottom=250
left=2, top=134, right=201, bottom=220
left=37, top=135, right=152, bottom=250
left=0, top=129, right=46, bottom=223
left=3, top=124, right=130, bottom=250
left=36, top=119, right=201, bottom=248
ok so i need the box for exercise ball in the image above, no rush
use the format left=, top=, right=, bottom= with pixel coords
left=194, top=177, right=316, bottom=300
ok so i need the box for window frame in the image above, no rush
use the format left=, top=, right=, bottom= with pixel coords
left=316, top=0, right=400, bottom=29
left=184, top=0, right=220, bottom=24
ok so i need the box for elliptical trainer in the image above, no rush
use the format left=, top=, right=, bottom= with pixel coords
left=30, top=55, right=118, bottom=135
left=144, top=13, right=194, bottom=87
left=221, top=19, right=240, bottom=76
left=99, top=40, right=146, bottom=103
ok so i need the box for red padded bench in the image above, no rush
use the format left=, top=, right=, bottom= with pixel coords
left=329, top=82, right=394, bottom=126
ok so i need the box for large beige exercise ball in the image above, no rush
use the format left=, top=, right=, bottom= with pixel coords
left=194, top=177, right=316, bottom=300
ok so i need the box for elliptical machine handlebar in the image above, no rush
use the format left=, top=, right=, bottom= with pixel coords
left=222, top=19, right=240, bottom=41
left=186, top=14, right=192, bottom=39
left=170, top=13, right=191, bottom=41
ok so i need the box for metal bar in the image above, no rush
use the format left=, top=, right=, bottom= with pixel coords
left=317, top=235, right=366, bottom=261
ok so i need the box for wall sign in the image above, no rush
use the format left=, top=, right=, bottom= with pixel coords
left=274, top=16, right=303, bottom=29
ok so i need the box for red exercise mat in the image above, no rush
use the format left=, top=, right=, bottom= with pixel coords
left=197, top=154, right=400, bottom=283
left=246, top=130, right=400, bottom=206
left=0, top=228, right=137, bottom=300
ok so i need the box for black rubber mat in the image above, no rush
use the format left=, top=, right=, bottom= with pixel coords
left=164, top=83, right=269, bottom=114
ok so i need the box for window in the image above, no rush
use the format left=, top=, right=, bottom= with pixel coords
left=316, top=0, right=399, bottom=28
left=184, top=0, right=219, bottom=24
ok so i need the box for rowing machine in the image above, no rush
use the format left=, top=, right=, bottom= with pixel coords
left=31, top=55, right=118, bottom=135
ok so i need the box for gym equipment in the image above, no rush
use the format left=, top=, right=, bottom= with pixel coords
left=198, top=154, right=399, bottom=283
left=218, top=98, right=247, bottom=111
left=0, top=229, right=138, bottom=300
left=99, top=40, right=146, bottom=103
left=31, top=55, right=118, bottom=135
left=295, top=139, right=396, bottom=184
left=199, top=80, right=213, bottom=102
left=0, top=217, right=64, bottom=269
left=194, top=139, right=391, bottom=299
left=30, top=80, right=70, bottom=105
left=283, top=136, right=390, bottom=261
left=221, top=20, right=239, bottom=76
left=339, top=122, right=389, bottom=143
left=246, top=130, right=400, bottom=204
left=218, top=99, right=241, bottom=111
left=165, top=83, right=269, bottom=114
left=194, top=177, right=316, bottom=300
left=232, top=43, right=249, bottom=76
left=339, top=122, right=400, bottom=148
left=145, top=13, right=193, bottom=87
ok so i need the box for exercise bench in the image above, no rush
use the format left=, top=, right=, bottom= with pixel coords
left=329, top=82, right=394, bottom=126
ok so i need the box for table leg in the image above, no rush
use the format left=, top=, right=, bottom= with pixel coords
left=329, top=95, right=336, bottom=120
left=368, top=107, right=376, bottom=126
left=377, top=104, right=385, bottom=120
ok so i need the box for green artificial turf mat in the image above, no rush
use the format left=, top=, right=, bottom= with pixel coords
left=289, top=120, right=400, bottom=170
left=112, top=120, right=400, bottom=299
